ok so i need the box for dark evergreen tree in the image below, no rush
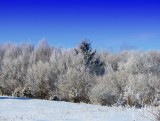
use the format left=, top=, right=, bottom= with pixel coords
left=75, top=40, right=105, bottom=75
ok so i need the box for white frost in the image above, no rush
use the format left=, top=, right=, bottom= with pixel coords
left=0, top=96, right=155, bottom=121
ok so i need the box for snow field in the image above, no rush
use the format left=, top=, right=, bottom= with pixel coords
left=0, top=96, right=157, bottom=121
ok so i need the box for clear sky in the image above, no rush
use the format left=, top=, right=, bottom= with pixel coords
left=0, top=0, right=160, bottom=51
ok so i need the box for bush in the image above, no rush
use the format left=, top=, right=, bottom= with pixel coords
left=26, top=61, right=51, bottom=99
left=89, top=73, right=120, bottom=106
left=58, top=64, right=95, bottom=103
left=0, top=86, right=10, bottom=95
left=150, top=109, right=160, bottom=121
left=156, top=109, right=160, bottom=121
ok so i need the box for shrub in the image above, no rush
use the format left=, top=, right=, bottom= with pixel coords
left=12, top=87, right=23, bottom=97
left=157, top=109, right=160, bottom=121
left=26, top=61, right=51, bottom=99
left=149, top=109, right=160, bottom=121
left=89, top=73, right=120, bottom=106
left=0, top=86, right=10, bottom=95
left=58, top=64, right=95, bottom=103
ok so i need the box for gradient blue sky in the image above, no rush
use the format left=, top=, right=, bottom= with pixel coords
left=0, top=0, right=160, bottom=51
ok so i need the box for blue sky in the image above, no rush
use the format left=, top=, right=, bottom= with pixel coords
left=0, top=0, right=160, bottom=51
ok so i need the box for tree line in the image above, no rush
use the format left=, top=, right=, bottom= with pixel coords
left=0, top=40, right=160, bottom=107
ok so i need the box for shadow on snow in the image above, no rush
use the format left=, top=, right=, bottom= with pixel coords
left=0, top=96, right=31, bottom=100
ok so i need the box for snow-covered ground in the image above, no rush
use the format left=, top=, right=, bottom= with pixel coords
left=0, top=96, right=156, bottom=121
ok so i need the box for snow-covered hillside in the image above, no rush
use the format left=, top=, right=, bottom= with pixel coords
left=0, top=96, right=156, bottom=121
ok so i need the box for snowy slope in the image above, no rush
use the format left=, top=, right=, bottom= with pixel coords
left=0, top=96, right=156, bottom=121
